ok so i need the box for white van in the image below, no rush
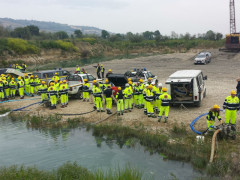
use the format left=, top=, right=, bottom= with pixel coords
left=165, top=70, right=207, bottom=107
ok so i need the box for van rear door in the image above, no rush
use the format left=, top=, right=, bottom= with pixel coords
left=166, top=78, right=194, bottom=104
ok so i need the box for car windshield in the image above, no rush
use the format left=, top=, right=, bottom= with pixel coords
left=196, top=55, right=206, bottom=58
left=67, top=75, right=81, bottom=81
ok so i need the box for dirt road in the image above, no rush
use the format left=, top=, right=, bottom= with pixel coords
left=3, top=49, right=240, bottom=133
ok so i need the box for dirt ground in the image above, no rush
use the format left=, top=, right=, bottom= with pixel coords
left=3, top=49, right=240, bottom=134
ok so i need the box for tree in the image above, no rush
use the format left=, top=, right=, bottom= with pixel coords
left=74, top=30, right=83, bottom=38
left=109, top=33, right=123, bottom=42
left=216, top=33, right=223, bottom=40
left=183, top=32, right=191, bottom=40
left=55, top=31, right=69, bottom=39
left=205, top=30, right=215, bottom=40
left=171, top=31, right=178, bottom=39
left=142, top=31, right=154, bottom=40
left=101, top=30, right=110, bottom=39
left=11, top=27, right=31, bottom=39
left=26, top=25, right=39, bottom=36
left=129, top=33, right=144, bottom=43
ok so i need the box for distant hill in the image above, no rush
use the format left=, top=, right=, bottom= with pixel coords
left=0, top=18, right=103, bottom=35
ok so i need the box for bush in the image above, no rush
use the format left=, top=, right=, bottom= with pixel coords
left=7, top=38, right=39, bottom=54
left=80, top=38, right=97, bottom=45
left=56, top=40, right=78, bottom=51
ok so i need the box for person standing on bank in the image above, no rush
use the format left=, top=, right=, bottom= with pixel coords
left=100, top=64, right=105, bottom=79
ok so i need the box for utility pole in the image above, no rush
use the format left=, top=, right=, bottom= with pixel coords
left=230, top=0, right=237, bottom=34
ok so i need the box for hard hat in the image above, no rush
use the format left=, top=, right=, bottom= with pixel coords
left=93, top=80, right=97, bottom=83
left=41, top=81, right=45, bottom=84
left=55, top=79, right=58, bottom=83
left=148, top=77, right=152, bottom=81
left=125, top=83, right=129, bottom=87
left=3, top=77, right=6, bottom=80
left=84, top=79, right=88, bottom=82
left=1, top=74, right=4, bottom=77
left=108, top=69, right=112, bottom=72
left=231, top=90, right=237, bottom=95
left=213, top=104, right=220, bottom=109
left=151, top=82, right=155, bottom=85
left=35, top=75, right=38, bottom=78
left=0, top=79, right=2, bottom=82
left=162, top=87, right=167, bottom=92
left=50, top=82, right=54, bottom=86
left=11, top=78, right=14, bottom=80
left=24, top=73, right=28, bottom=76
left=129, top=81, right=133, bottom=85
left=158, top=83, right=163, bottom=87
left=17, top=77, right=21, bottom=80
left=148, top=85, right=153, bottom=89
left=107, top=84, right=111, bottom=87
left=139, top=79, right=143, bottom=83
left=76, top=65, right=79, bottom=67
left=101, top=64, right=103, bottom=66
left=118, top=87, right=122, bottom=90
left=128, top=78, right=132, bottom=81
left=55, top=72, right=58, bottom=75
left=105, top=79, right=109, bottom=83
left=16, top=64, right=18, bottom=66
left=30, top=75, right=34, bottom=78
left=63, top=80, right=67, bottom=83
left=59, top=81, right=63, bottom=84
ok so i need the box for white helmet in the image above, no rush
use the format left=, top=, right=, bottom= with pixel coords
left=151, top=82, right=155, bottom=85
left=125, top=83, right=129, bottom=87
left=158, top=83, right=162, bottom=87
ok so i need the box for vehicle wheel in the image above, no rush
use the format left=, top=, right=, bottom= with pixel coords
left=76, top=88, right=83, bottom=99
left=203, top=89, right=206, bottom=98
left=195, top=101, right=201, bottom=107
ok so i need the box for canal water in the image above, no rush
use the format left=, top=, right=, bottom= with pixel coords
left=0, top=117, right=203, bottom=179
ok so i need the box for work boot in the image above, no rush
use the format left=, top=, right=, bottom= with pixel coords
left=97, top=110, right=100, bottom=112
left=158, top=116, right=162, bottom=122
left=50, top=106, right=54, bottom=110
left=61, top=105, right=64, bottom=108
left=125, top=110, right=128, bottom=113
left=31, top=94, right=34, bottom=97
left=129, top=109, right=132, bottom=112
left=121, top=111, right=124, bottom=115
left=83, top=99, right=86, bottom=102
left=87, top=99, right=89, bottom=102
left=106, top=109, right=110, bottom=114
left=117, top=112, right=121, bottom=116
left=152, top=114, right=156, bottom=118
left=164, top=117, right=168, bottom=123
left=109, top=111, right=112, bottom=114
left=101, top=109, right=105, bottom=112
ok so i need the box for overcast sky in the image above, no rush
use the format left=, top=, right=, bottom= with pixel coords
left=0, top=0, right=238, bottom=35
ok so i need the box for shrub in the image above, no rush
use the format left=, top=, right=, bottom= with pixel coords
left=7, top=38, right=39, bottom=54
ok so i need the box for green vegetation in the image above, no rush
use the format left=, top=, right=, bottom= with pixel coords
left=90, top=124, right=239, bottom=177
left=0, top=107, right=11, bottom=115
left=0, top=162, right=144, bottom=180
left=8, top=113, right=239, bottom=178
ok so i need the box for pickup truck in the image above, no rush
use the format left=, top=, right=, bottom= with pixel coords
left=107, top=69, right=158, bottom=88
left=67, top=73, right=102, bottom=99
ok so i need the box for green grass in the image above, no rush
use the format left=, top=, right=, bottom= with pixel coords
left=0, top=107, right=11, bottom=115
left=0, top=162, right=144, bottom=180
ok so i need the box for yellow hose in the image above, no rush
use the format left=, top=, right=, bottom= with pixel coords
left=209, top=129, right=221, bottom=163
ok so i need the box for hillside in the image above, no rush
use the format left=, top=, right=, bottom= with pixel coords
left=0, top=18, right=103, bottom=35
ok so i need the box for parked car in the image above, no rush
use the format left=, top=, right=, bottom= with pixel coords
left=67, top=73, right=102, bottom=99
left=32, top=69, right=71, bottom=84
left=107, top=68, right=158, bottom=89
left=194, top=52, right=211, bottom=65
left=165, top=70, right=207, bottom=107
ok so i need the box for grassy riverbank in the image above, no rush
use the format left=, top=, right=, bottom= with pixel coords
left=7, top=113, right=240, bottom=179
left=0, top=162, right=144, bottom=180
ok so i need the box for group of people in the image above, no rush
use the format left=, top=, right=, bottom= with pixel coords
left=206, top=90, right=240, bottom=133
left=81, top=77, right=171, bottom=123
left=0, top=72, right=69, bottom=109
left=9, top=63, right=27, bottom=71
